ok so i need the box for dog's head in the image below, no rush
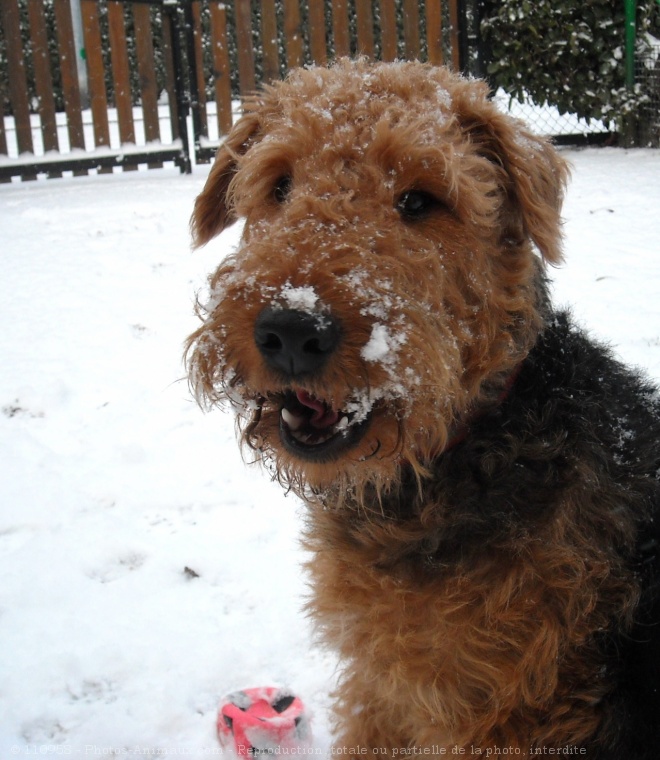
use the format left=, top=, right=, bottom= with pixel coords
left=186, top=59, right=569, bottom=494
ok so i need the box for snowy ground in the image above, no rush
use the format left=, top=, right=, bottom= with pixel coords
left=1, top=147, right=659, bottom=756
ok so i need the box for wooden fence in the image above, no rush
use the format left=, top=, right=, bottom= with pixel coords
left=0, top=0, right=465, bottom=182
left=0, top=0, right=190, bottom=181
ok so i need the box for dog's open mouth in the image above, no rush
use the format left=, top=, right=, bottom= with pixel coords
left=279, top=389, right=369, bottom=462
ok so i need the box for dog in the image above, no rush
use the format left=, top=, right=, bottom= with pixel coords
left=185, top=59, right=660, bottom=757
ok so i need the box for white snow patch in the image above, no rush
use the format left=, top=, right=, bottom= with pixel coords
left=278, top=283, right=319, bottom=312
left=0, top=148, right=659, bottom=753
left=361, top=323, right=406, bottom=365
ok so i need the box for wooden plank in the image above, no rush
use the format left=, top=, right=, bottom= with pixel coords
left=133, top=4, right=161, bottom=146
left=425, top=0, right=443, bottom=66
left=260, top=0, right=280, bottom=83
left=26, top=0, right=61, bottom=177
left=448, top=0, right=461, bottom=71
left=283, top=0, right=304, bottom=70
left=402, top=0, right=420, bottom=61
left=235, top=0, right=256, bottom=97
left=191, top=1, right=208, bottom=136
left=331, top=0, right=350, bottom=58
left=107, top=0, right=136, bottom=165
left=0, top=0, right=35, bottom=161
left=53, top=0, right=87, bottom=175
left=209, top=2, right=233, bottom=135
left=0, top=145, right=188, bottom=181
left=307, top=0, right=327, bottom=65
left=133, top=2, right=162, bottom=167
left=355, top=0, right=374, bottom=59
left=80, top=0, right=112, bottom=174
left=379, top=0, right=398, bottom=62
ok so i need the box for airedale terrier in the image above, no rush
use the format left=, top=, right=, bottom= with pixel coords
left=186, top=59, right=660, bottom=757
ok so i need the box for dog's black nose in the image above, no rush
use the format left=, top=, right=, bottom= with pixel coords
left=254, top=308, right=340, bottom=377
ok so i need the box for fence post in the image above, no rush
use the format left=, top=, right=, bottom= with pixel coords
left=53, top=0, right=88, bottom=175
left=380, top=0, right=398, bottom=61
left=107, top=0, right=137, bottom=163
left=0, top=0, right=36, bottom=179
left=426, top=0, right=444, bottom=66
left=133, top=2, right=163, bottom=168
left=235, top=0, right=256, bottom=96
left=80, top=0, right=112, bottom=172
left=164, top=2, right=192, bottom=174
left=208, top=2, right=233, bottom=136
left=26, top=0, right=62, bottom=177
left=181, top=0, right=203, bottom=160
left=332, top=0, right=350, bottom=58
left=308, top=0, right=328, bottom=65
left=402, top=0, right=421, bottom=60
left=284, top=0, right=305, bottom=68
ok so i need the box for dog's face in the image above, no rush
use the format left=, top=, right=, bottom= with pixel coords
left=186, top=59, right=568, bottom=492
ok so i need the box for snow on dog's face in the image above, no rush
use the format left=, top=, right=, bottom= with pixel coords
left=186, top=59, right=568, bottom=493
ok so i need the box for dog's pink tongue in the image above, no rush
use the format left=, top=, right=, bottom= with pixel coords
left=296, top=390, right=340, bottom=429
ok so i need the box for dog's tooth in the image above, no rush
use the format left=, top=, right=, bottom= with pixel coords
left=292, top=430, right=309, bottom=443
left=281, top=407, right=303, bottom=430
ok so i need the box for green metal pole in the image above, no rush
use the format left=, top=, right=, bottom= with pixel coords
left=625, top=0, right=637, bottom=89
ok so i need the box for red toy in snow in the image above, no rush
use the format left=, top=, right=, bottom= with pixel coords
left=217, top=686, right=311, bottom=754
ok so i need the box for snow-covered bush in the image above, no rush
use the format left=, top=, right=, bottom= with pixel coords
left=481, top=0, right=659, bottom=133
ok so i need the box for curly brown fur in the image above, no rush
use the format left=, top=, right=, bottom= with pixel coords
left=185, top=59, right=660, bottom=757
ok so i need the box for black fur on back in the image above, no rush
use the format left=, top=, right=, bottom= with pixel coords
left=365, top=311, right=660, bottom=756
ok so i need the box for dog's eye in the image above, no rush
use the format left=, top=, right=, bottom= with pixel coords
left=273, top=175, right=293, bottom=204
left=396, top=190, right=440, bottom=221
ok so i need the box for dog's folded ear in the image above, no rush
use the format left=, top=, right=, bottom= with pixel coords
left=191, top=110, right=261, bottom=248
left=457, top=91, right=570, bottom=265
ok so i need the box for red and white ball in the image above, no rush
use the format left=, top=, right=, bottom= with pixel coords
left=218, top=686, right=311, bottom=754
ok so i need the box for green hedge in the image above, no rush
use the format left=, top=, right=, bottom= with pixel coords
left=481, top=0, right=660, bottom=129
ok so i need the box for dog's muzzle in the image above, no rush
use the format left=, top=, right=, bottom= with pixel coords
left=253, top=307, right=370, bottom=461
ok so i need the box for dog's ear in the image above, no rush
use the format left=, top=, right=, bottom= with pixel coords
left=458, top=90, right=570, bottom=265
left=191, top=110, right=261, bottom=248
